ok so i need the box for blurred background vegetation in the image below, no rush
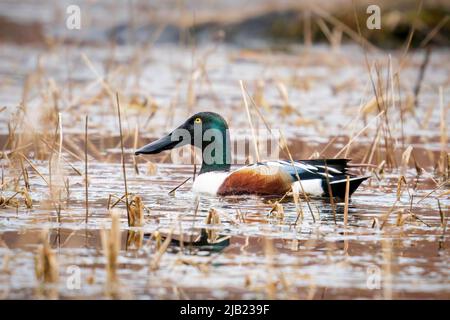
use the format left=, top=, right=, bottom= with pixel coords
left=0, top=0, right=448, bottom=49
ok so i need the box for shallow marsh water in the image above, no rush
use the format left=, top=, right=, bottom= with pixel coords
left=0, top=8, right=449, bottom=299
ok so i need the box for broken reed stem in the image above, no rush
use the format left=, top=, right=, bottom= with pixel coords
left=240, top=80, right=260, bottom=162
left=116, top=93, right=130, bottom=226
left=85, top=115, right=89, bottom=224
left=129, top=195, right=144, bottom=227
left=205, top=208, right=221, bottom=243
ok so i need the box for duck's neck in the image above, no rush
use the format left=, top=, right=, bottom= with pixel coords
left=199, top=129, right=231, bottom=174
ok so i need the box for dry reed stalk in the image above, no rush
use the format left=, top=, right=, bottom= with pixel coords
left=396, top=175, right=407, bottom=201
left=107, top=194, right=112, bottom=210
left=19, top=156, right=30, bottom=191
left=334, top=111, right=384, bottom=158
left=128, top=195, right=144, bottom=227
left=292, top=186, right=304, bottom=224
left=57, top=135, right=85, bottom=161
left=2, top=142, right=32, bottom=159
left=419, top=16, right=450, bottom=47
left=101, top=210, right=121, bottom=288
left=240, top=80, right=260, bottom=162
left=177, top=215, right=185, bottom=252
left=19, top=153, right=49, bottom=186
left=413, top=47, right=431, bottom=108
left=193, top=161, right=197, bottom=182
left=353, top=8, right=398, bottom=167
left=241, top=82, right=274, bottom=134
left=401, top=145, right=413, bottom=176
left=39, top=133, right=83, bottom=165
left=146, top=161, right=157, bottom=175
left=316, top=17, right=343, bottom=51
left=381, top=239, right=393, bottom=300
left=366, top=127, right=381, bottom=168
left=150, top=231, right=162, bottom=251
left=187, top=71, right=198, bottom=112
left=279, top=131, right=315, bottom=222
left=47, top=114, right=65, bottom=223
left=437, top=199, right=447, bottom=231
left=317, top=107, right=366, bottom=157
left=416, top=179, right=449, bottom=204
left=150, top=229, right=173, bottom=271
left=269, top=202, right=284, bottom=223
left=81, top=53, right=116, bottom=104
left=276, top=81, right=299, bottom=116
left=344, top=176, right=350, bottom=228
left=126, top=230, right=144, bottom=250
left=39, top=138, right=83, bottom=174
left=205, top=208, right=221, bottom=243
left=438, top=87, right=448, bottom=179
left=85, top=137, right=105, bottom=162
left=168, top=177, right=190, bottom=195
left=84, top=115, right=89, bottom=223
left=236, top=208, right=246, bottom=224
left=109, top=194, right=127, bottom=209
left=189, top=197, right=201, bottom=244
left=133, top=124, right=140, bottom=175
left=253, top=80, right=269, bottom=111
left=263, top=237, right=277, bottom=299
left=380, top=200, right=399, bottom=230
left=317, top=4, right=378, bottom=52
left=0, top=194, right=19, bottom=209
left=116, top=93, right=130, bottom=226
left=323, top=161, right=336, bottom=224
left=22, top=188, right=32, bottom=209
left=396, top=209, right=405, bottom=227
left=34, top=230, right=59, bottom=284
left=303, top=9, right=312, bottom=48
left=398, top=0, right=423, bottom=71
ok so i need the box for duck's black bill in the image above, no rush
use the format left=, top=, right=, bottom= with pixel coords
left=135, top=134, right=179, bottom=155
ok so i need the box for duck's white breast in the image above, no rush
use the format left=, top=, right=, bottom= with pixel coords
left=291, top=179, right=324, bottom=196
left=192, top=172, right=230, bottom=195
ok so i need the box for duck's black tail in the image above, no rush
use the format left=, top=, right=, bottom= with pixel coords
left=322, top=175, right=370, bottom=199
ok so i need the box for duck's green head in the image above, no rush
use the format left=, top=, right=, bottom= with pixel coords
left=135, top=112, right=231, bottom=172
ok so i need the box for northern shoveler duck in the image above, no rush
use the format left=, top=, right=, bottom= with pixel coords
left=135, top=112, right=369, bottom=198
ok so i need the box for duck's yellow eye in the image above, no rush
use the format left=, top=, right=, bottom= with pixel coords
left=194, top=117, right=202, bottom=124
